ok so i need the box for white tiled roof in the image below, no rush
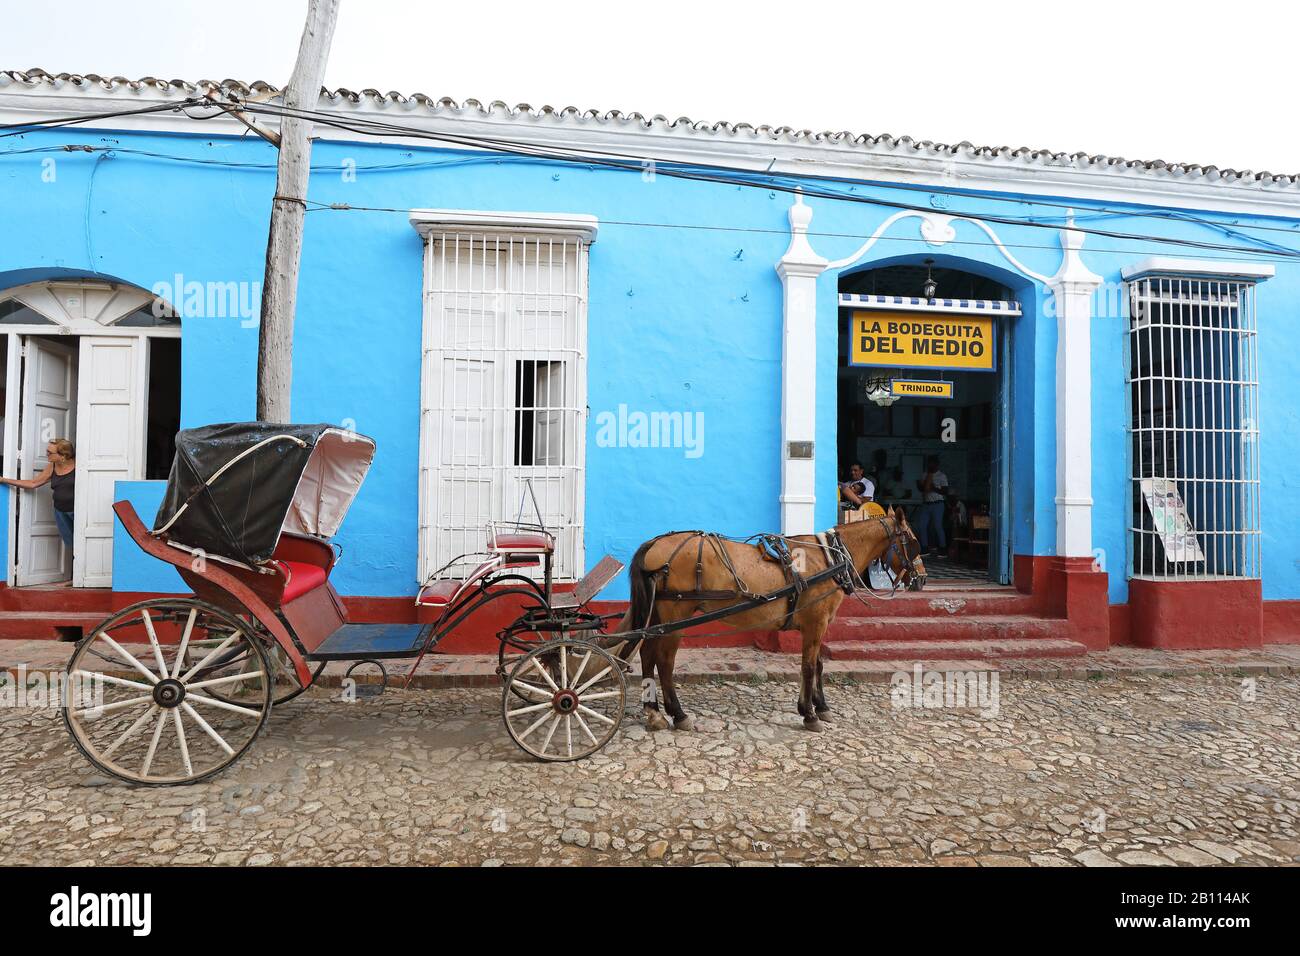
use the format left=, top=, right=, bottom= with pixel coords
left=3, top=67, right=1298, bottom=190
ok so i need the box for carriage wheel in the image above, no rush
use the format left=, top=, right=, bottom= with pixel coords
left=498, top=623, right=551, bottom=695
left=502, top=639, right=625, bottom=761
left=197, top=635, right=323, bottom=708
left=63, top=599, right=272, bottom=786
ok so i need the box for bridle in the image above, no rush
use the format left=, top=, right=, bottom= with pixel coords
left=843, top=516, right=926, bottom=599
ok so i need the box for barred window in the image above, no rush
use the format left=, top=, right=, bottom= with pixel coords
left=1126, top=276, right=1260, bottom=579
left=418, top=231, right=588, bottom=582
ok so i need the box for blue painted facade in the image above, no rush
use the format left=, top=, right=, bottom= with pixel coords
left=2, top=120, right=1299, bottom=608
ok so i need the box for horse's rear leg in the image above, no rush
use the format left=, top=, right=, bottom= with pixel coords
left=657, top=636, right=692, bottom=731
left=640, top=639, right=669, bottom=731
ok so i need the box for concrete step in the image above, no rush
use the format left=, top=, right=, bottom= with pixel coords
left=825, top=637, right=1088, bottom=661
left=0, top=611, right=105, bottom=641
left=837, top=588, right=1041, bottom=618
left=0, top=586, right=114, bottom=614
left=827, top=614, right=1069, bottom=643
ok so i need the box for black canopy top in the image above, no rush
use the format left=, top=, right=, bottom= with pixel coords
left=152, top=422, right=376, bottom=567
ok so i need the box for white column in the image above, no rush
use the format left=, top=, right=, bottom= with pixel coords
left=1049, top=217, right=1103, bottom=557
left=776, top=194, right=828, bottom=535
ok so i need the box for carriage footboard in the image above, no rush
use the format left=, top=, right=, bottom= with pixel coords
left=304, top=622, right=436, bottom=661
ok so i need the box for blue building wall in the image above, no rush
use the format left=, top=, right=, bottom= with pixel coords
left=2, top=124, right=1298, bottom=605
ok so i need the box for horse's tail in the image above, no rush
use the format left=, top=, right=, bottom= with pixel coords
left=602, top=539, right=659, bottom=662
left=625, top=538, right=659, bottom=632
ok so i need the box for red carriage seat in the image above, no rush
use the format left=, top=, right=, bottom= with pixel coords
left=417, top=579, right=460, bottom=608
left=489, top=531, right=553, bottom=554
left=415, top=552, right=541, bottom=608
left=276, top=560, right=329, bottom=603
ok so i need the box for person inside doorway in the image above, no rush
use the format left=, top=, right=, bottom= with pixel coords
left=867, top=449, right=896, bottom=502
left=839, top=461, right=875, bottom=510
left=1, top=438, right=76, bottom=550
left=914, top=454, right=949, bottom=555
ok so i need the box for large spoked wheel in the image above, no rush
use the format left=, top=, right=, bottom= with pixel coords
left=198, top=633, right=323, bottom=708
left=503, top=639, right=625, bottom=761
left=63, top=598, right=273, bottom=786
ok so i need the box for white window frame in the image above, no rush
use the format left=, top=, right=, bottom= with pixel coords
left=1121, top=259, right=1271, bottom=581
left=410, top=209, right=597, bottom=584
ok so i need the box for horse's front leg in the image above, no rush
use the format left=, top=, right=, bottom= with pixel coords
left=813, top=645, right=832, bottom=723
left=799, top=621, right=829, bottom=732
left=640, top=639, right=669, bottom=731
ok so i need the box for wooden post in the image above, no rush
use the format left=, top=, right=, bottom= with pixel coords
left=256, top=0, right=340, bottom=422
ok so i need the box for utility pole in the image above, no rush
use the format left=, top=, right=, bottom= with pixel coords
left=256, top=0, right=340, bottom=422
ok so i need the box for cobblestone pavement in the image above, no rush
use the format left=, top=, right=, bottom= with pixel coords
left=2, top=673, right=1298, bottom=866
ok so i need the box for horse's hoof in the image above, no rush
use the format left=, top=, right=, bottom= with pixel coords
left=815, top=709, right=833, bottom=724
left=802, top=718, right=823, bottom=732
left=673, top=716, right=694, bottom=732
left=645, top=710, right=670, bottom=732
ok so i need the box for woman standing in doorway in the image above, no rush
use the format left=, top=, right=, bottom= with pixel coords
left=1, top=438, right=76, bottom=550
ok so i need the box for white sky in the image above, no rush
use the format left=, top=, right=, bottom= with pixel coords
left=3, top=0, right=1298, bottom=175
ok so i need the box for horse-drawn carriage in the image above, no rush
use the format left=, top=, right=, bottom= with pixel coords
left=63, top=423, right=925, bottom=785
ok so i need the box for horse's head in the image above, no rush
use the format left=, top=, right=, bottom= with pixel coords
left=886, top=507, right=927, bottom=591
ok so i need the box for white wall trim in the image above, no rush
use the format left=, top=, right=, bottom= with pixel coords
left=410, top=208, right=598, bottom=242
left=1120, top=257, right=1276, bottom=281
left=827, top=211, right=1051, bottom=283
left=774, top=193, right=826, bottom=535
left=1049, top=219, right=1103, bottom=557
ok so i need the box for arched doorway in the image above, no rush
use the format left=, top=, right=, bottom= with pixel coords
left=0, top=278, right=180, bottom=587
left=837, top=262, right=1017, bottom=583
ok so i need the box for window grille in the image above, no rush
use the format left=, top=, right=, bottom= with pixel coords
left=1126, top=276, right=1260, bottom=579
left=419, top=232, right=587, bottom=581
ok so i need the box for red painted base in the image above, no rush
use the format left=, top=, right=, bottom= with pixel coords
left=1263, top=601, right=1300, bottom=644
left=1128, top=578, right=1263, bottom=649
left=1010, top=554, right=1110, bottom=651
left=0, top=565, right=1282, bottom=654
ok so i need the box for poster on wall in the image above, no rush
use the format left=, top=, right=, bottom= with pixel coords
left=1140, top=478, right=1206, bottom=563
left=850, top=310, right=996, bottom=371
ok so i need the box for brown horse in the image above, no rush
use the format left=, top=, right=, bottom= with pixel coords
left=609, top=508, right=925, bottom=733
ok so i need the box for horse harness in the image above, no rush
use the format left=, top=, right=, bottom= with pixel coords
left=644, top=526, right=871, bottom=630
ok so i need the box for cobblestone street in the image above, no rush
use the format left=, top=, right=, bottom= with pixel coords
left=2, top=672, right=1298, bottom=866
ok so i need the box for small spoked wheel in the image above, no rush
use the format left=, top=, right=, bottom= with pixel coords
left=499, top=627, right=551, bottom=700
left=63, top=598, right=272, bottom=786
left=502, top=639, right=625, bottom=761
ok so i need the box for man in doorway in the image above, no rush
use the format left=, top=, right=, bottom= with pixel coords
left=914, top=455, right=949, bottom=555
left=839, top=461, right=875, bottom=510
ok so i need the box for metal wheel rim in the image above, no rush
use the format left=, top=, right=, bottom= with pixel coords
left=63, top=599, right=272, bottom=786
left=502, top=639, right=625, bottom=761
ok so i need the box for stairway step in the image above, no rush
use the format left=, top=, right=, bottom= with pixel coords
left=0, top=586, right=114, bottom=614
left=827, top=614, right=1068, bottom=643
left=825, top=638, right=1088, bottom=661
left=838, top=588, right=1040, bottom=618
left=0, top=611, right=105, bottom=640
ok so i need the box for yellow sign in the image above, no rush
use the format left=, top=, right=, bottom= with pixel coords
left=850, top=310, right=996, bottom=371
left=891, top=379, right=953, bottom=399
